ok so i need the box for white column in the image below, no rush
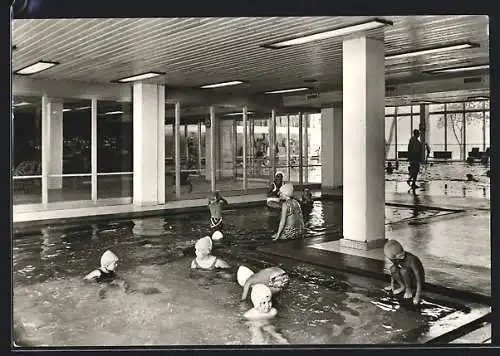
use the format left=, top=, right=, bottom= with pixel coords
left=340, top=35, right=386, bottom=250
left=47, top=100, right=63, bottom=190
left=242, top=106, right=248, bottom=190
left=321, top=107, right=343, bottom=189
left=91, top=98, right=97, bottom=202
left=210, top=106, right=216, bottom=192
left=270, top=109, right=276, bottom=179
left=41, top=94, right=49, bottom=206
left=174, top=102, right=181, bottom=199
left=132, top=82, right=165, bottom=206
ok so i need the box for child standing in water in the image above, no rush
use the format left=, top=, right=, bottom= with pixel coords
left=272, top=183, right=304, bottom=240
left=208, top=191, right=229, bottom=231
left=383, top=239, right=425, bottom=305
left=191, top=236, right=230, bottom=270
left=84, top=250, right=131, bottom=297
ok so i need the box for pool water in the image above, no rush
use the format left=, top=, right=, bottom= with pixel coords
left=13, top=200, right=465, bottom=346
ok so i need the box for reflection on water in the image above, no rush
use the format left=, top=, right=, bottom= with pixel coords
left=13, top=200, right=466, bottom=346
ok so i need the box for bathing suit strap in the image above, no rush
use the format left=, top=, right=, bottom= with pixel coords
left=210, top=217, right=222, bottom=228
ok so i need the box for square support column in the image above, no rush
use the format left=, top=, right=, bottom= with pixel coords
left=47, top=100, right=63, bottom=190
left=419, top=104, right=430, bottom=161
left=133, top=83, right=165, bottom=206
left=321, top=107, right=343, bottom=189
left=340, top=36, right=386, bottom=250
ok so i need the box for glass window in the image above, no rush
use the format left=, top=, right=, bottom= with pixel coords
left=385, top=106, right=395, bottom=115
left=446, top=102, right=463, bottom=111
left=485, top=111, right=490, bottom=151
left=396, top=116, right=412, bottom=155
left=465, top=111, right=484, bottom=158
left=12, top=95, right=42, bottom=205
left=428, top=114, right=446, bottom=157
left=307, top=113, right=322, bottom=183
left=48, top=98, right=92, bottom=203
left=385, top=116, right=396, bottom=160
left=412, top=115, right=420, bottom=133
left=429, top=103, right=445, bottom=112
left=412, top=105, right=420, bottom=113
left=465, top=101, right=485, bottom=111
left=396, top=105, right=411, bottom=115
left=446, top=113, right=464, bottom=160
left=485, top=100, right=489, bottom=110
left=96, top=100, right=133, bottom=200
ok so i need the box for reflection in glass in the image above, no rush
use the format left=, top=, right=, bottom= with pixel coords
left=12, top=95, right=42, bottom=204
left=47, top=176, right=91, bottom=202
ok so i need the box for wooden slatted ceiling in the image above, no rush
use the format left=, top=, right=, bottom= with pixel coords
left=12, top=16, right=489, bottom=97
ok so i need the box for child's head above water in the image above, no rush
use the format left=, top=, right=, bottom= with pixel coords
left=100, top=250, right=119, bottom=272
left=384, top=239, right=405, bottom=260
left=195, top=236, right=213, bottom=258
left=251, top=284, right=273, bottom=313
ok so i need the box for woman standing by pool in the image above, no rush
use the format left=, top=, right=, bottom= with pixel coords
left=272, top=183, right=304, bottom=240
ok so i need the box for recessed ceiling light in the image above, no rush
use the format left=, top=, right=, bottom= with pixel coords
left=115, top=72, right=165, bottom=83
left=386, top=42, right=479, bottom=60
left=425, top=64, right=489, bottom=74
left=265, top=87, right=310, bottom=94
left=262, top=18, right=392, bottom=49
left=14, top=60, right=59, bottom=75
left=13, top=101, right=31, bottom=107
left=200, top=81, right=244, bottom=89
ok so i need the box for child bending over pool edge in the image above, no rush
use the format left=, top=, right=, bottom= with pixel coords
left=191, top=236, right=230, bottom=270
left=384, top=239, right=425, bottom=305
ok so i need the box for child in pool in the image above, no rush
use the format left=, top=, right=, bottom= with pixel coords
left=84, top=250, right=131, bottom=296
left=272, top=183, right=304, bottom=240
left=208, top=191, right=229, bottom=231
left=300, top=187, right=314, bottom=213
left=384, top=239, right=425, bottom=305
left=244, top=284, right=278, bottom=320
left=191, top=236, right=230, bottom=270
left=244, top=284, right=289, bottom=344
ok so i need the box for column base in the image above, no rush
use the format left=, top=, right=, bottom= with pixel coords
left=133, top=201, right=160, bottom=208
left=339, top=237, right=386, bottom=251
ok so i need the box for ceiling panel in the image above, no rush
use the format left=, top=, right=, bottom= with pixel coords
left=11, top=16, right=489, bottom=105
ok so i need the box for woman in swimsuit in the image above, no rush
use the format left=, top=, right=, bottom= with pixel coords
left=272, top=183, right=304, bottom=240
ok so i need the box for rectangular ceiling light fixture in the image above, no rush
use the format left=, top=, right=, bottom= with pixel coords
left=425, top=64, right=489, bottom=74
left=116, top=72, right=165, bottom=83
left=262, top=18, right=392, bottom=49
left=411, top=100, right=440, bottom=105
left=225, top=111, right=255, bottom=116
left=13, top=101, right=31, bottom=107
left=468, top=96, right=489, bottom=100
left=200, top=81, right=244, bottom=89
left=14, top=60, right=59, bottom=75
left=104, top=111, right=124, bottom=115
left=265, top=87, right=310, bottom=94
left=386, top=42, right=479, bottom=60
left=62, top=109, right=72, bottom=112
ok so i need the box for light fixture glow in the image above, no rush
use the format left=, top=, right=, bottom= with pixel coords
left=200, top=81, right=244, bottom=89
left=263, top=19, right=392, bottom=48
left=62, top=109, right=72, bottom=112
left=75, top=106, right=91, bottom=110
left=265, top=87, right=310, bottom=94
left=13, top=101, right=31, bottom=107
left=225, top=111, right=255, bottom=116
left=104, top=111, right=124, bottom=115
left=386, top=42, right=479, bottom=60
left=468, top=96, right=489, bottom=100
left=15, top=61, right=59, bottom=75
left=412, top=100, right=439, bottom=105
left=116, top=72, right=165, bottom=83
left=426, top=64, right=489, bottom=74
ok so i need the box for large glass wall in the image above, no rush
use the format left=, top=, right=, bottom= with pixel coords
left=385, top=99, right=490, bottom=162
left=12, top=96, right=42, bottom=205
left=96, top=100, right=133, bottom=200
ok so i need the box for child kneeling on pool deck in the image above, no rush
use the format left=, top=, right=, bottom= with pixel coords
left=191, top=236, right=230, bottom=270
left=383, top=239, right=425, bottom=305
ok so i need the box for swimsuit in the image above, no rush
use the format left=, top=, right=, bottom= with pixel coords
left=210, top=217, right=223, bottom=229
left=192, top=257, right=219, bottom=270
left=94, top=268, right=117, bottom=283
left=279, top=199, right=304, bottom=240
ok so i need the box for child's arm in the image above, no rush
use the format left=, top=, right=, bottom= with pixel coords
left=83, top=269, right=101, bottom=281
left=241, top=281, right=251, bottom=301
left=191, top=259, right=197, bottom=269
left=220, top=197, right=229, bottom=205
left=215, top=258, right=230, bottom=269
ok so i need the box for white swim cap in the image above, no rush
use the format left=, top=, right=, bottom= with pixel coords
left=212, top=230, right=223, bottom=241
left=100, top=250, right=119, bottom=268
left=195, top=236, right=213, bottom=251
left=251, top=284, right=272, bottom=307
left=279, top=183, right=294, bottom=197
left=275, top=171, right=284, bottom=178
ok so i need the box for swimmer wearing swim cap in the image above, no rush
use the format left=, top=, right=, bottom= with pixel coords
left=191, top=236, right=230, bottom=270
left=244, top=284, right=278, bottom=320
left=384, top=239, right=425, bottom=305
